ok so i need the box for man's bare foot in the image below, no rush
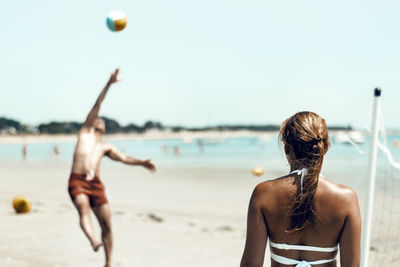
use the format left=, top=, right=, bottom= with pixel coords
left=91, top=240, right=103, bottom=252
left=104, top=263, right=113, bottom=267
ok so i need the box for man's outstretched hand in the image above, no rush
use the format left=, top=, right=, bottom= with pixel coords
left=108, top=68, right=121, bottom=85
left=141, top=159, right=157, bottom=172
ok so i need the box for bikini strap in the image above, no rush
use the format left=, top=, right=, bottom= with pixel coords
left=270, top=251, right=336, bottom=266
left=270, top=241, right=338, bottom=252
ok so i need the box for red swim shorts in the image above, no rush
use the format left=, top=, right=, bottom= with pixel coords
left=68, top=173, right=108, bottom=207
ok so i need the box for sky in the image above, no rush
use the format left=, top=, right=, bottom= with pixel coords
left=1, top=0, right=400, bottom=128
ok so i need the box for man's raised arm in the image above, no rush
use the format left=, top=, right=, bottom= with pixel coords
left=84, top=69, right=120, bottom=127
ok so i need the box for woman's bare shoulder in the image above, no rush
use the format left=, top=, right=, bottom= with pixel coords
left=319, top=177, right=357, bottom=196
left=317, top=177, right=360, bottom=212
left=251, top=175, right=294, bottom=205
left=253, top=174, right=291, bottom=192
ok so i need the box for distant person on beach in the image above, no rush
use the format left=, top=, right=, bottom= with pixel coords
left=54, top=144, right=62, bottom=156
left=68, top=69, right=156, bottom=267
left=174, top=146, right=180, bottom=157
left=197, top=139, right=204, bottom=153
left=240, top=111, right=361, bottom=267
left=22, top=144, right=27, bottom=160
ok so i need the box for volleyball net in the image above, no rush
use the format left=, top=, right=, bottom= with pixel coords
left=362, top=88, right=400, bottom=266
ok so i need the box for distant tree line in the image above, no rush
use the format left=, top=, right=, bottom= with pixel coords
left=0, top=117, right=33, bottom=134
left=35, top=117, right=164, bottom=134
left=0, top=116, right=352, bottom=135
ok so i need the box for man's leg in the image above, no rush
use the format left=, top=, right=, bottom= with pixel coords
left=93, top=204, right=113, bottom=267
left=73, top=194, right=103, bottom=251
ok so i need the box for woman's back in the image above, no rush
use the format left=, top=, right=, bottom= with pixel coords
left=253, top=175, right=360, bottom=266
left=240, top=111, right=361, bottom=267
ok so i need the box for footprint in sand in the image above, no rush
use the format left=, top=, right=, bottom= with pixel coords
left=148, top=213, right=163, bottom=223
left=216, top=225, right=234, bottom=232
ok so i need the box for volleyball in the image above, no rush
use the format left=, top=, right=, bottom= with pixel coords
left=251, top=166, right=265, bottom=176
left=12, top=195, right=31, bottom=214
left=106, top=10, right=127, bottom=32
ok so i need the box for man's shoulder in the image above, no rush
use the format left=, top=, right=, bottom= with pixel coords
left=78, top=125, right=94, bottom=135
left=100, top=141, right=116, bottom=152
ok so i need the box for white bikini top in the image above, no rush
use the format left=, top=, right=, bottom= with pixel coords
left=269, top=240, right=338, bottom=266
left=269, top=169, right=338, bottom=266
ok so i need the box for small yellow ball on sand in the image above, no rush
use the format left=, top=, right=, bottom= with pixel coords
left=393, top=140, right=399, bottom=148
left=252, top=167, right=265, bottom=176
left=12, top=195, right=31, bottom=214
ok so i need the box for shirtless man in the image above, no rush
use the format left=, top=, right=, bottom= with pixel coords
left=68, top=69, right=156, bottom=267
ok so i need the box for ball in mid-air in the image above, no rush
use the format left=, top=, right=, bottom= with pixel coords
left=12, top=195, right=31, bottom=214
left=106, top=10, right=127, bottom=32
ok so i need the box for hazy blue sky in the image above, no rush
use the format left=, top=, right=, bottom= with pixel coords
left=1, top=0, right=399, bottom=128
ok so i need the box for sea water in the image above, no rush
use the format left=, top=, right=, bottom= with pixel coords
left=0, top=134, right=398, bottom=172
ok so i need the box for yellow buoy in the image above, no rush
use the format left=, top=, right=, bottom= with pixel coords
left=393, top=140, right=399, bottom=148
left=252, top=166, right=265, bottom=176
left=12, top=195, right=31, bottom=214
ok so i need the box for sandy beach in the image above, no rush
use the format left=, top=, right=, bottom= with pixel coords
left=2, top=0, right=400, bottom=265
left=0, top=136, right=399, bottom=266
left=0, top=160, right=270, bottom=267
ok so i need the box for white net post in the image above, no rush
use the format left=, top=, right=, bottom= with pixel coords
left=361, top=88, right=381, bottom=267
